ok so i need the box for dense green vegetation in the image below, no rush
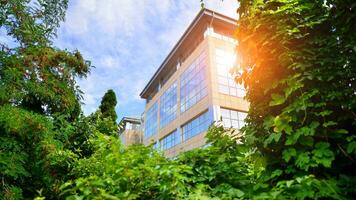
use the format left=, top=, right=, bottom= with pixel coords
left=0, top=0, right=354, bottom=199
left=0, top=0, right=90, bottom=199
left=235, top=0, right=356, bottom=198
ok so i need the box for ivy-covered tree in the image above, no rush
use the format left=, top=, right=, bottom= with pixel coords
left=99, top=89, right=118, bottom=122
left=0, top=0, right=91, bottom=198
left=235, top=0, right=356, bottom=198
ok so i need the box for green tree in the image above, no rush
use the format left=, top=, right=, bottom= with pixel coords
left=235, top=0, right=356, bottom=198
left=0, top=0, right=91, bottom=198
left=99, top=89, right=118, bottom=122
left=177, top=125, right=264, bottom=199
left=61, top=124, right=262, bottom=199
left=61, top=131, right=192, bottom=199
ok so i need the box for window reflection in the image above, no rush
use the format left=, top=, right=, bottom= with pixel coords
left=220, top=108, right=247, bottom=129
left=161, top=129, right=180, bottom=150
left=182, top=111, right=212, bottom=141
left=180, top=51, right=208, bottom=113
left=144, top=102, right=158, bottom=138
left=160, top=82, right=177, bottom=129
left=216, top=48, right=246, bottom=98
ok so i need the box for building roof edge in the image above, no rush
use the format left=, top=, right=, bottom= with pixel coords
left=139, top=8, right=237, bottom=98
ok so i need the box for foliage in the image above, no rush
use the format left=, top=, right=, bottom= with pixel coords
left=0, top=0, right=91, bottom=199
left=61, top=124, right=264, bottom=199
left=1, top=0, right=355, bottom=199
left=0, top=45, right=89, bottom=120
left=177, top=126, right=265, bottom=199
left=0, top=105, right=78, bottom=199
left=0, top=0, right=68, bottom=46
left=0, top=0, right=90, bottom=120
left=235, top=0, right=356, bottom=198
left=99, top=89, right=118, bottom=122
left=61, top=133, right=192, bottom=199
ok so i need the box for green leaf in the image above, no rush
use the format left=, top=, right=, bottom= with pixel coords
left=271, top=169, right=283, bottom=179
left=296, top=152, right=310, bottom=170
left=264, top=132, right=282, bottom=146
left=231, top=188, right=245, bottom=198
left=282, top=148, right=297, bottom=162
left=335, top=129, right=348, bottom=134
left=273, top=115, right=292, bottom=134
left=269, top=93, right=286, bottom=106
left=318, top=110, right=333, bottom=117
left=312, top=142, right=334, bottom=168
left=286, top=180, right=294, bottom=188
left=347, top=142, right=356, bottom=154
left=299, top=136, right=314, bottom=147
left=285, top=130, right=302, bottom=145
left=323, top=121, right=337, bottom=128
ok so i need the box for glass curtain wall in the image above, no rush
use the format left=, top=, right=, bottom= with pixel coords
left=180, top=51, right=208, bottom=113
left=161, top=129, right=180, bottom=150
left=220, top=108, right=247, bottom=129
left=215, top=48, right=245, bottom=97
left=144, top=101, right=158, bottom=138
left=160, top=82, right=177, bottom=129
left=182, top=110, right=212, bottom=141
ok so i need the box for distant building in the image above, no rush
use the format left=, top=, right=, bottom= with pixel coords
left=118, top=117, right=143, bottom=147
left=140, top=9, right=249, bottom=157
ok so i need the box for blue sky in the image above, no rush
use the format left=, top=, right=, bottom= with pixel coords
left=54, top=0, right=238, bottom=120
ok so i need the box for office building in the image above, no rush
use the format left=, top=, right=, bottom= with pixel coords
left=140, top=9, right=249, bottom=157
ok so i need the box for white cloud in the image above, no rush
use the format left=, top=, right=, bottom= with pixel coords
left=98, top=55, right=120, bottom=69
left=56, top=0, right=239, bottom=118
left=63, top=0, right=151, bottom=37
left=205, top=0, right=238, bottom=18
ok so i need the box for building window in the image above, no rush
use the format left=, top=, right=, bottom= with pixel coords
left=160, top=82, right=177, bottom=129
left=220, top=108, right=247, bottom=129
left=153, top=141, right=160, bottom=150
left=144, top=101, right=158, bottom=138
left=182, top=111, right=212, bottom=141
left=161, top=129, right=180, bottom=150
left=180, top=51, right=208, bottom=113
left=215, top=48, right=246, bottom=98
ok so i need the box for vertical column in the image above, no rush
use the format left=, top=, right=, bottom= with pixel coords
left=176, top=63, right=182, bottom=145
left=204, top=24, right=218, bottom=107
left=156, top=96, right=160, bottom=146
left=212, top=105, right=221, bottom=122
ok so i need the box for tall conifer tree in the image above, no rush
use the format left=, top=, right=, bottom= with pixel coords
left=99, top=89, right=118, bottom=122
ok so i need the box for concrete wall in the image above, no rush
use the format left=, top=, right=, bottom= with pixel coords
left=121, top=129, right=143, bottom=147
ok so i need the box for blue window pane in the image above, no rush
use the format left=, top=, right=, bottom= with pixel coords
left=153, top=142, right=160, bottom=150
left=144, top=102, right=158, bottom=138
left=182, top=110, right=212, bottom=141
left=161, top=129, right=180, bottom=150
left=160, top=82, right=177, bottom=129
left=180, top=52, right=208, bottom=113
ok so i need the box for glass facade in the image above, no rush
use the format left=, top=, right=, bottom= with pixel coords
left=182, top=110, right=212, bottom=141
left=144, top=101, right=158, bottom=138
left=153, top=141, right=160, bottom=150
left=161, top=129, right=180, bottom=150
left=180, top=51, right=208, bottom=113
left=160, top=82, right=177, bottom=129
left=215, top=48, right=246, bottom=98
left=220, top=108, right=247, bottom=129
